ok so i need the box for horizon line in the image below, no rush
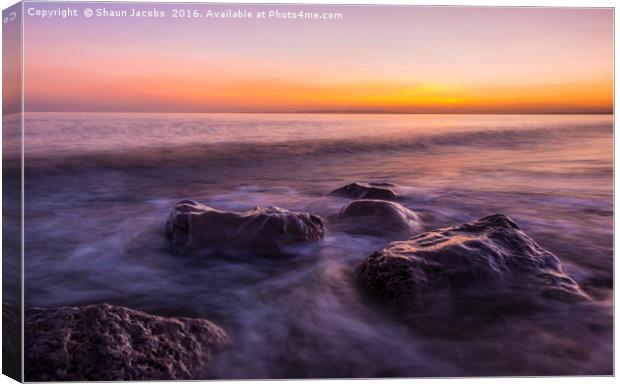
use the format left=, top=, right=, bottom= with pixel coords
left=9, top=110, right=615, bottom=116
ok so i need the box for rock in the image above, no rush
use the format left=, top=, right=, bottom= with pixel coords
left=166, top=200, right=325, bottom=252
left=329, top=182, right=398, bottom=201
left=24, top=303, right=230, bottom=381
left=3, top=302, right=21, bottom=381
left=356, top=214, right=590, bottom=312
left=333, top=199, right=422, bottom=237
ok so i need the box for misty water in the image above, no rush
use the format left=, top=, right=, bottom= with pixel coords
left=9, top=113, right=613, bottom=377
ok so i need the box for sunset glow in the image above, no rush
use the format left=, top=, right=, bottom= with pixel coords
left=22, top=4, right=613, bottom=113
left=7, top=3, right=615, bottom=380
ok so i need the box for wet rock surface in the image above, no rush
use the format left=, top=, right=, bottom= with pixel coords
left=333, top=199, right=422, bottom=237
left=24, top=303, right=230, bottom=381
left=356, top=214, right=590, bottom=313
left=166, top=200, right=325, bottom=252
left=329, top=182, right=398, bottom=201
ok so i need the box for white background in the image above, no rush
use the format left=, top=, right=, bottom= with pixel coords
left=0, top=0, right=616, bottom=383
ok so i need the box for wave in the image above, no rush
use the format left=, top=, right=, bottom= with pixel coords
left=14, top=122, right=612, bottom=174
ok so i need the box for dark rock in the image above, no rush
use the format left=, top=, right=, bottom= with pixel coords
left=333, top=199, right=422, bottom=237
left=166, top=200, right=324, bottom=252
left=356, top=214, right=590, bottom=312
left=329, top=182, right=398, bottom=201
left=24, top=303, right=230, bottom=381
left=3, top=302, right=21, bottom=381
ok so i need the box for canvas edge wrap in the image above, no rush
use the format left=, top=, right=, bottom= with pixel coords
left=2, top=1, right=24, bottom=382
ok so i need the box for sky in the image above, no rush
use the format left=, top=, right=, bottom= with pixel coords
left=3, top=3, right=22, bottom=115
left=21, top=3, right=613, bottom=114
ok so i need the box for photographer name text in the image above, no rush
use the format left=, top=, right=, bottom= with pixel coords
left=26, top=6, right=344, bottom=21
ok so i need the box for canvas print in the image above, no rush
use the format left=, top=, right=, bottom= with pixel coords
left=2, top=2, right=614, bottom=381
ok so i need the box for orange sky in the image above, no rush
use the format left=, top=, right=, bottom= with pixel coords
left=23, top=4, right=613, bottom=113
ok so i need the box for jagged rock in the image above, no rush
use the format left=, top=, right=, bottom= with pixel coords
left=333, top=199, right=422, bottom=236
left=329, top=182, right=398, bottom=201
left=356, top=214, right=590, bottom=312
left=166, top=200, right=324, bottom=252
left=24, top=303, right=230, bottom=381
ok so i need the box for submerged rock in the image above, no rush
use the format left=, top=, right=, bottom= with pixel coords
left=24, top=303, right=230, bottom=381
left=166, top=200, right=325, bottom=252
left=329, top=182, right=398, bottom=201
left=334, top=199, right=422, bottom=237
left=356, top=214, right=589, bottom=311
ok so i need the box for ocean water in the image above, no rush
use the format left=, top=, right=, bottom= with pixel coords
left=10, top=112, right=613, bottom=377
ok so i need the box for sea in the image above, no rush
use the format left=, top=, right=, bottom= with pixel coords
left=4, top=112, right=613, bottom=377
